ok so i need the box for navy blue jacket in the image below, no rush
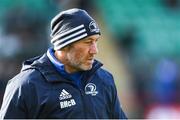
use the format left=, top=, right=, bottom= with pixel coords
left=0, top=54, right=127, bottom=119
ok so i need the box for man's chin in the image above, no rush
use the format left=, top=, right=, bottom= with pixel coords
left=80, top=64, right=93, bottom=71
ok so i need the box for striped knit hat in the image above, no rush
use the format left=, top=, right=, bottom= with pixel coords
left=50, top=8, right=101, bottom=50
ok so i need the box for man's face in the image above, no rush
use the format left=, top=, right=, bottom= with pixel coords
left=65, top=34, right=100, bottom=73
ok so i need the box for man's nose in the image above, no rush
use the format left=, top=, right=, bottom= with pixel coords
left=89, top=42, right=98, bottom=54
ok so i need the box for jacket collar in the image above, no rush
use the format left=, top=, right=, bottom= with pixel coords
left=22, top=53, right=103, bottom=83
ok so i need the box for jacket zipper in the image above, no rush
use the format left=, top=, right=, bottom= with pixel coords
left=79, top=62, right=103, bottom=118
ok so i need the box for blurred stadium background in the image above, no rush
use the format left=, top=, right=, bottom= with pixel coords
left=1, top=0, right=180, bottom=118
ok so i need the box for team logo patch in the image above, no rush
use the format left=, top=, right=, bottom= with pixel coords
left=59, top=89, right=76, bottom=109
left=85, top=83, right=98, bottom=96
left=89, top=21, right=100, bottom=33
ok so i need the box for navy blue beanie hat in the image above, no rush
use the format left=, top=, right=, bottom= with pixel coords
left=50, top=8, right=101, bottom=50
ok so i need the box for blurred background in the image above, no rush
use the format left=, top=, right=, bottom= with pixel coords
left=1, top=0, right=180, bottom=118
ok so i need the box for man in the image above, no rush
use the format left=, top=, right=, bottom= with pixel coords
left=0, top=8, right=127, bottom=119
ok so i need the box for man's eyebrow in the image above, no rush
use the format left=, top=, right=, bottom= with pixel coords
left=84, top=38, right=93, bottom=41
left=86, top=37, right=99, bottom=41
